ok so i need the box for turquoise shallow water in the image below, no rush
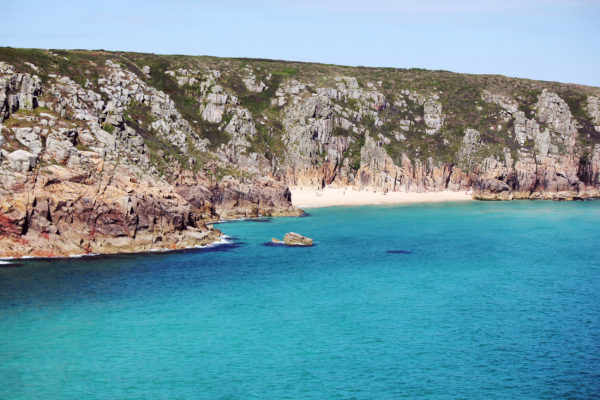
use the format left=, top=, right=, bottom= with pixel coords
left=1, top=201, right=600, bottom=399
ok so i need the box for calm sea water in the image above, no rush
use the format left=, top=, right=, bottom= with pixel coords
left=1, top=201, right=599, bottom=399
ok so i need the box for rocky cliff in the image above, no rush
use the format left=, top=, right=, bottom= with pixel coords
left=1, top=48, right=599, bottom=256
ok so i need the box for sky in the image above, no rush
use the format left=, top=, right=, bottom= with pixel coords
left=2, top=0, right=599, bottom=86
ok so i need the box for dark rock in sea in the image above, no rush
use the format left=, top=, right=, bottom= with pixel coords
left=246, top=218, right=272, bottom=223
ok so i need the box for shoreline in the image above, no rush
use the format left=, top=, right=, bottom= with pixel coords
left=0, top=235, right=233, bottom=262
left=290, top=188, right=473, bottom=208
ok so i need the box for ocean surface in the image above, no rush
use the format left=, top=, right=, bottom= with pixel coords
left=1, top=201, right=599, bottom=399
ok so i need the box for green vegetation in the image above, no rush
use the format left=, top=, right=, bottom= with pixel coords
left=123, top=101, right=185, bottom=177
left=124, top=101, right=155, bottom=127
left=345, top=136, right=365, bottom=172
left=561, top=91, right=588, bottom=120
left=237, top=78, right=280, bottom=116
left=256, top=119, right=287, bottom=163
left=120, top=55, right=196, bottom=119
left=516, top=88, right=541, bottom=115
left=101, top=123, right=115, bottom=133
left=0, top=47, right=109, bottom=89
left=333, top=123, right=365, bottom=172
left=332, top=126, right=351, bottom=137
left=222, top=67, right=296, bottom=116
left=197, top=118, right=231, bottom=148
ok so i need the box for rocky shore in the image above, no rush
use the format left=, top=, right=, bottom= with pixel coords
left=1, top=48, right=599, bottom=257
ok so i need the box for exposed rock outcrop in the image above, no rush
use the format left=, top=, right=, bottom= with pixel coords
left=423, top=99, right=443, bottom=135
left=243, top=67, right=267, bottom=92
left=1, top=48, right=600, bottom=257
left=586, top=96, right=600, bottom=131
left=0, top=163, right=222, bottom=258
left=0, top=55, right=300, bottom=257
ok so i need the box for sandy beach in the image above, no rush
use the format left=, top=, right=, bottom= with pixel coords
left=290, top=187, right=473, bottom=208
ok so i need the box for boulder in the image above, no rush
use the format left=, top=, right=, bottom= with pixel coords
left=201, top=103, right=224, bottom=123
left=472, top=178, right=512, bottom=200
left=45, top=131, right=75, bottom=164
left=14, top=127, right=43, bottom=154
left=283, top=232, right=313, bottom=246
left=243, top=76, right=267, bottom=93
left=7, top=149, right=37, bottom=172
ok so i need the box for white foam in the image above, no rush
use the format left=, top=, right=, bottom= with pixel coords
left=0, top=260, right=12, bottom=265
left=68, top=253, right=99, bottom=258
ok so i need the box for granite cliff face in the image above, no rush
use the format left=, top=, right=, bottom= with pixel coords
left=1, top=48, right=599, bottom=256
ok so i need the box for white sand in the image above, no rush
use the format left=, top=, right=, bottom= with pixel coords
left=290, top=187, right=473, bottom=208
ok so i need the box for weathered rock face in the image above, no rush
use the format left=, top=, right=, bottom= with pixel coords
left=587, top=96, right=600, bottom=131
left=0, top=54, right=300, bottom=257
left=243, top=67, right=267, bottom=93
left=0, top=62, right=42, bottom=122
left=14, top=127, right=43, bottom=154
left=270, top=71, right=598, bottom=198
left=468, top=88, right=600, bottom=200
left=175, top=174, right=302, bottom=220
left=1, top=49, right=600, bottom=255
left=6, top=149, right=37, bottom=172
left=0, top=163, right=222, bottom=258
left=423, top=99, right=443, bottom=135
left=285, top=95, right=333, bottom=154
left=457, top=128, right=482, bottom=168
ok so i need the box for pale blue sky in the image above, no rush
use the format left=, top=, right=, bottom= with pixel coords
left=2, top=0, right=599, bottom=86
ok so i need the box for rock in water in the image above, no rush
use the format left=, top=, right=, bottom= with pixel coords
left=283, top=232, right=313, bottom=246
left=270, top=232, right=313, bottom=246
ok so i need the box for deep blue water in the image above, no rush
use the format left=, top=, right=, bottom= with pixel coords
left=1, top=201, right=600, bottom=399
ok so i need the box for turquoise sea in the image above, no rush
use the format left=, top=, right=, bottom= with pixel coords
left=1, top=201, right=599, bottom=399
